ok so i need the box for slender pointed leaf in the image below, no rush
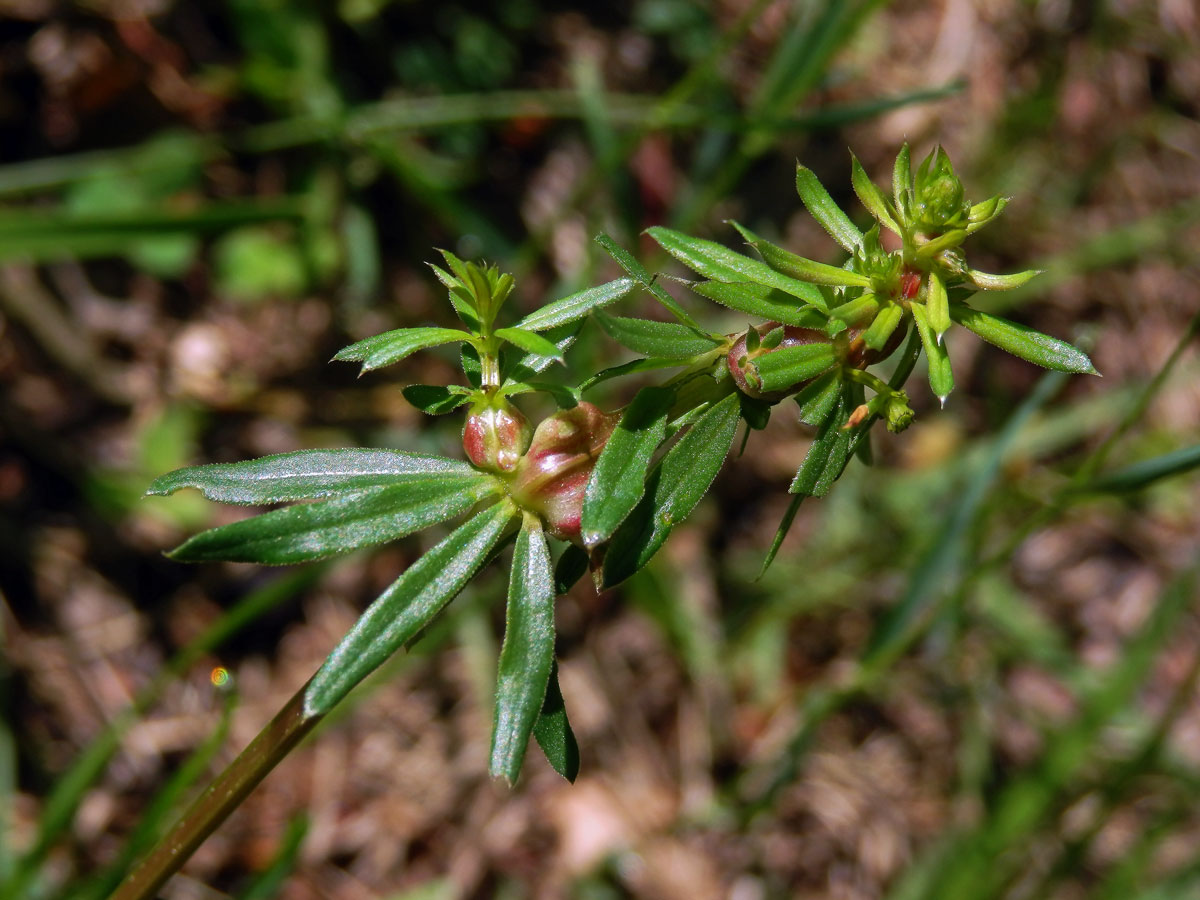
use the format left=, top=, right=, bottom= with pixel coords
left=304, top=500, right=517, bottom=716
left=594, top=310, right=722, bottom=359
left=554, top=544, right=590, bottom=594
left=647, top=226, right=829, bottom=310
left=950, top=304, right=1096, bottom=374
left=167, top=473, right=500, bottom=564
left=912, top=303, right=955, bottom=403
left=893, top=143, right=912, bottom=219
left=147, top=448, right=475, bottom=504
left=794, top=371, right=842, bottom=426
left=753, top=342, right=839, bottom=394
left=503, top=320, right=584, bottom=383
left=926, top=269, right=950, bottom=340
left=533, top=662, right=579, bottom=782
left=602, top=392, right=741, bottom=588
left=965, top=267, right=1040, bottom=291
left=733, top=224, right=870, bottom=287
left=850, top=152, right=900, bottom=233
left=499, top=380, right=580, bottom=408
left=490, top=515, right=556, bottom=783
left=1083, top=444, right=1200, bottom=494
left=795, top=164, right=862, bottom=252
left=862, top=302, right=905, bottom=351
left=594, top=232, right=700, bottom=328
left=580, top=356, right=690, bottom=392
left=789, top=393, right=855, bottom=497
left=333, top=326, right=474, bottom=374
left=514, top=277, right=634, bottom=331
left=582, top=386, right=674, bottom=547
left=494, top=326, right=566, bottom=363
left=402, top=384, right=473, bottom=415
left=828, top=293, right=880, bottom=329
left=686, top=280, right=828, bottom=328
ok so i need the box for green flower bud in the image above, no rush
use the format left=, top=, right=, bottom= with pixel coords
left=913, top=146, right=970, bottom=232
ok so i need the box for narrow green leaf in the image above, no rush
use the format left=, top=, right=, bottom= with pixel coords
left=789, top=393, right=854, bottom=497
left=749, top=236, right=871, bottom=288
left=494, top=326, right=566, bottom=364
left=926, top=269, right=950, bottom=341
left=862, top=302, right=905, bottom=352
left=333, top=326, right=474, bottom=373
left=533, top=661, right=579, bottom=782
left=490, top=515, right=556, bottom=784
left=794, top=372, right=842, bottom=426
left=647, top=226, right=829, bottom=310
left=893, top=143, right=913, bottom=219
left=915, top=228, right=967, bottom=258
left=602, top=392, right=741, bottom=588
left=950, top=304, right=1097, bottom=374
left=912, top=303, right=954, bottom=404
left=965, top=267, right=1040, bottom=291
left=401, top=384, right=473, bottom=415
left=687, top=280, right=828, bottom=328
left=304, top=500, right=517, bottom=716
left=828, top=293, right=880, bottom=329
left=1084, top=444, right=1200, bottom=494
left=580, top=356, right=690, bottom=392
left=499, top=380, right=580, bottom=408
left=759, top=494, right=804, bottom=577
left=594, top=232, right=700, bottom=328
left=503, top=321, right=584, bottom=383
left=594, top=310, right=722, bottom=359
left=795, top=164, right=863, bottom=252
left=168, top=473, right=500, bottom=565
left=514, top=277, right=635, bottom=331
left=428, top=262, right=480, bottom=331
left=582, top=386, right=674, bottom=547
left=966, top=195, right=1008, bottom=234
left=850, top=152, right=900, bottom=234
left=147, top=448, right=475, bottom=504
left=554, top=544, right=590, bottom=594
left=753, top=342, right=839, bottom=394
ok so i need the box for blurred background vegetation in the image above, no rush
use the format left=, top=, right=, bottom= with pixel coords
left=0, top=1, right=1198, bottom=898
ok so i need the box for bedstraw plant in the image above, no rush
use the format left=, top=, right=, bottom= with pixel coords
left=121, top=145, right=1096, bottom=900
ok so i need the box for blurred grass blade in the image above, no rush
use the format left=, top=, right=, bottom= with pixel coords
left=602, top=392, right=741, bottom=587
left=147, top=448, right=476, bottom=504
left=687, top=280, right=828, bottom=328
left=168, top=474, right=501, bottom=565
left=850, top=152, right=899, bottom=233
left=647, top=226, right=830, bottom=310
left=1083, top=444, right=1200, bottom=494
left=594, top=232, right=700, bottom=328
left=533, top=661, right=579, bottom=782
left=795, top=164, right=863, bottom=252
left=236, top=816, right=308, bottom=900
left=305, top=500, right=516, bottom=715
left=332, top=326, right=474, bottom=374
left=593, top=310, right=722, bottom=359
left=514, top=278, right=635, bottom=331
left=950, top=304, right=1097, bottom=374
left=582, top=386, right=674, bottom=547
left=490, top=515, right=556, bottom=784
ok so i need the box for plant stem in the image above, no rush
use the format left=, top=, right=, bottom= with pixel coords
left=110, top=679, right=323, bottom=900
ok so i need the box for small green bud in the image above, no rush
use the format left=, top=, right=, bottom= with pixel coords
left=913, top=146, right=970, bottom=232
left=462, top=398, right=531, bottom=473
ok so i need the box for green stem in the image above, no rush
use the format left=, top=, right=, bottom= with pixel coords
left=110, top=679, right=323, bottom=900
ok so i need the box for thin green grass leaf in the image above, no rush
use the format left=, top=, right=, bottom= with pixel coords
left=1083, top=444, right=1200, bottom=494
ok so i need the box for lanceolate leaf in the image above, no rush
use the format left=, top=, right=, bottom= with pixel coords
left=333, top=326, right=474, bottom=374
left=490, top=515, right=556, bottom=784
left=594, top=310, right=722, bottom=359
left=926, top=269, right=951, bottom=340
left=850, top=152, right=900, bottom=234
left=167, top=473, right=500, bottom=564
left=594, top=232, right=700, bottom=328
left=304, top=500, right=517, bottom=716
left=789, top=393, right=855, bottom=497
left=602, top=392, right=741, bottom=588
left=402, top=384, right=473, bottom=415
left=533, top=661, right=579, bottom=782
left=582, top=386, right=674, bottom=547
left=580, top=357, right=690, bottom=392
left=514, top=277, right=635, bottom=332
left=494, top=326, right=566, bottom=364
left=147, top=448, right=475, bottom=504
left=950, top=304, right=1097, bottom=374
left=892, top=143, right=913, bottom=219
left=687, top=280, right=828, bottom=329
left=795, top=164, right=863, bottom=252
left=794, top=372, right=842, bottom=426
left=965, top=267, right=1041, bottom=291
left=647, top=226, right=829, bottom=310
left=912, top=303, right=955, bottom=404
left=503, top=321, right=584, bottom=383
left=753, top=342, right=839, bottom=394
left=729, top=221, right=869, bottom=288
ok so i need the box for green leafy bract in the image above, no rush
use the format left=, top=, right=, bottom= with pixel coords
left=753, top=342, right=839, bottom=394
left=490, top=515, right=556, bottom=784
left=333, top=326, right=473, bottom=374
left=146, top=448, right=475, bottom=504
left=304, top=500, right=518, bottom=716
left=582, top=386, right=674, bottom=548
left=167, top=473, right=500, bottom=565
